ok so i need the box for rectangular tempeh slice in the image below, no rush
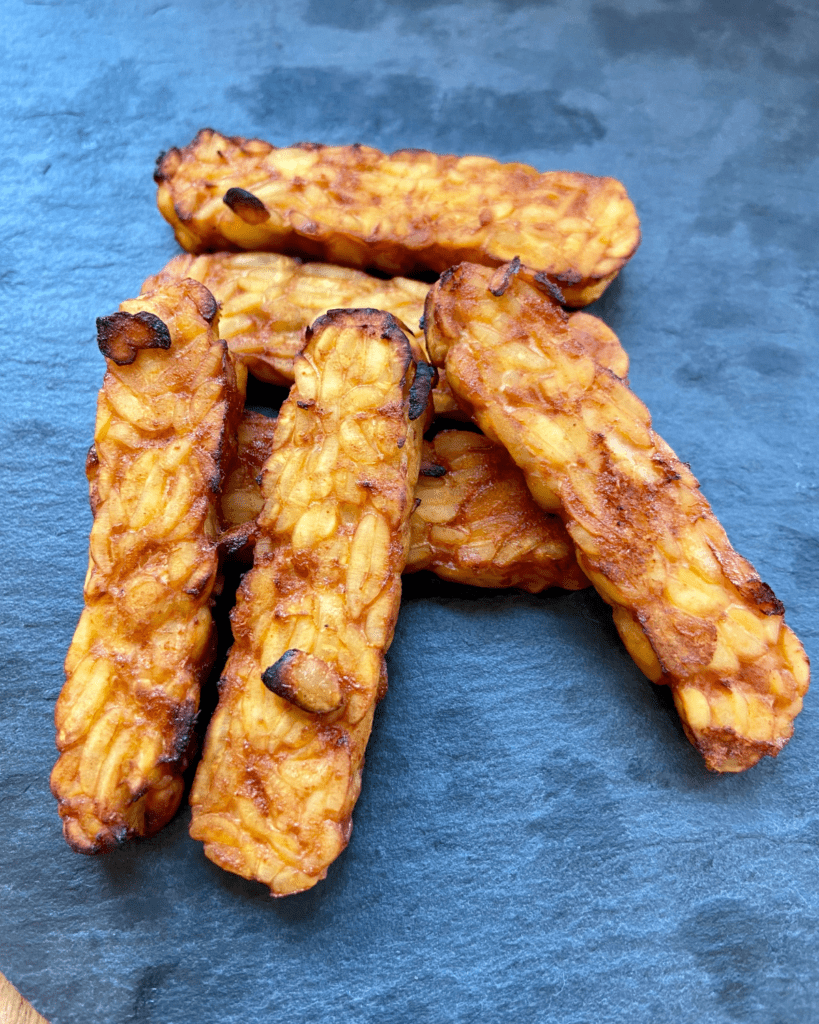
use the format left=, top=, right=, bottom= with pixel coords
left=155, top=129, right=641, bottom=305
left=143, top=251, right=430, bottom=385
left=189, top=309, right=433, bottom=895
left=217, top=413, right=589, bottom=593
left=409, top=431, right=589, bottom=592
left=143, top=252, right=628, bottom=421
left=51, top=279, right=243, bottom=852
left=425, top=261, right=809, bottom=772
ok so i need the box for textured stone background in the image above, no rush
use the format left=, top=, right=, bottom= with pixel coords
left=1, top=1, right=817, bottom=1022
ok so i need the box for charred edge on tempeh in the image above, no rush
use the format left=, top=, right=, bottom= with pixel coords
left=409, top=362, right=438, bottom=420
left=223, top=187, right=271, bottom=225
left=96, top=311, right=172, bottom=365
left=262, top=650, right=345, bottom=715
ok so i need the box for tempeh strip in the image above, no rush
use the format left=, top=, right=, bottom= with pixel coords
left=51, top=279, right=243, bottom=852
left=143, top=251, right=430, bottom=385
left=189, top=310, right=432, bottom=894
left=155, top=130, right=641, bottom=305
left=216, top=410, right=279, bottom=561
left=426, top=262, right=809, bottom=772
left=143, top=252, right=628, bottom=418
left=409, top=432, right=589, bottom=592
left=217, top=414, right=590, bottom=592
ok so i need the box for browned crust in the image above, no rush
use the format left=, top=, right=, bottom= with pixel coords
left=217, top=410, right=278, bottom=560
left=427, top=262, right=809, bottom=773
left=189, top=308, right=429, bottom=894
left=408, top=431, right=590, bottom=592
left=155, top=129, right=641, bottom=305
left=218, top=414, right=589, bottom=593
left=143, top=251, right=432, bottom=387
left=50, top=278, right=243, bottom=852
left=425, top=269, right=630, bottom=380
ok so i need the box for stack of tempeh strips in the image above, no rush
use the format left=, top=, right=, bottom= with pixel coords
left=52, top=131, right=808, bottom=896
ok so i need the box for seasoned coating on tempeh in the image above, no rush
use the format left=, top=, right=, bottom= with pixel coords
left=216, top=410, right=278, bottom=561
left=143, top=251, right=430, bottom=385
left=426, top=262, right=809, bottom=772
left=425, top=260, right=629, bottom=381
left=144, top=253, right=627, bottom=415
left=431, top=311, right=628, bottom=418
left=561, top=310, right=629, bottom=382
left=189, top=309, right=431, bottom=895
left=51, top=279, right=243, bottom=852
left=409, top=431, right=589, bottom=592
left=155, top=129, right=641, bottom=305
left=217, top=414, right=589, bottom=592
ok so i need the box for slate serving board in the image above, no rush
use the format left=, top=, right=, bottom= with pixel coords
left=1, top=2, right=817, bottom=1022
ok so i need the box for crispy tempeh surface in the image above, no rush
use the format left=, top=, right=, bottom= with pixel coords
left=410, top=431, right=589, bottom=592
left=189, top=309, right=431, bottom=894
left=218, top=413, right=589, bottom=592
left=51, top=279, right=243, bottom=852
left=143, top=251, right=627, bottom=419
left=217, top=409, right=279, bottom=560
left=426, top=262, right=809, bottom=772
left=430, top=306, right=630, bottom=418
left=143, top=251, right=430, bottom=385
left=155, top=129, right=641, bottom=305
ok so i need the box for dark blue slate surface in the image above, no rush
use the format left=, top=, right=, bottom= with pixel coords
left=1, top=2, right=817, bottom=1021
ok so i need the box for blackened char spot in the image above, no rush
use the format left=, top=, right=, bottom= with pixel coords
left=489, top=257, right=522, bottom=296
left=552, top=268, right=583, bottom=286
left=748, top=580, right=785, bottom=617
left=96, top=311, right=172, bottom=365
left=166, top=699, right=198, bottom=762
left=376, top=311, right=414, bottom=378
left=262, top=649, right=343, bottom=715
left=223, top=187, right=270, bottom=225
left=153, top=149, right=168, bottom=183
left=408, top=362, right=437, bottom=421
left=533, top=271, right=567, bottom=305
left=261, top=650, right=301, bottom=696
left=218, top=523, right=256, bottom=561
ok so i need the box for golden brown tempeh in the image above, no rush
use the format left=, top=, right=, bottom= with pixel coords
left=189, top=309, right=431, bottom=894
left=218, top=414, right=589, bottom=592
left=429, top=309, right=628, bottom=417
left=410, top=431, right=589, bottom=592
left=144, top=253, right=628, bottom=416
left=426, top=262, right=809, bottom=772
left=143, top=251, right=430, bottom=385
left=155, top=129, right=641, bottom=305
left=51, top=279, right=243, bottom=852
left=216, top=409, right=279, bottom=561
